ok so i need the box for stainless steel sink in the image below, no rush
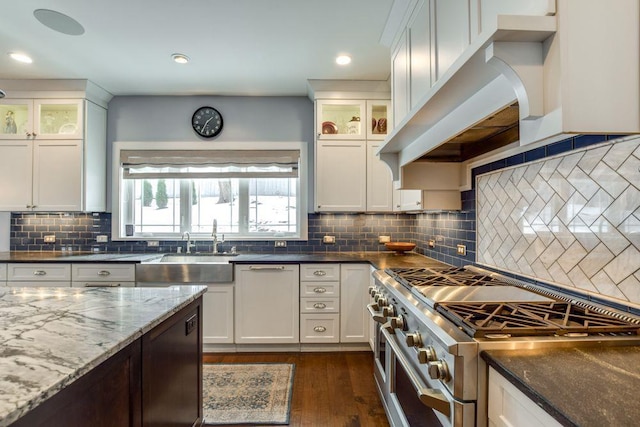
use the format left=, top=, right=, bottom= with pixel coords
left=136, top=253, right=235, bottom=283
left=159, top=253, right=238, bottom=264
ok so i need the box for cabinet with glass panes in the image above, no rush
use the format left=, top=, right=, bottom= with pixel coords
left=0, top=98, right=83, bottom=139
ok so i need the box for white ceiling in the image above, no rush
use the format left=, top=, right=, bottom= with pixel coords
left=0, top=0, right=394, bottom=97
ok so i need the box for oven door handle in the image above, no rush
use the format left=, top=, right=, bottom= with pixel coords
left=382, top=328, right=452, bottom=417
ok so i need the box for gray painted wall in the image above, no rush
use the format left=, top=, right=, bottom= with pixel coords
left=106, top=95, right=315, bottom=210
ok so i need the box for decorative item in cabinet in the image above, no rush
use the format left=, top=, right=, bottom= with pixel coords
left=367, top=100, right=392, bottom=140
left=316, top=100, right=366, bottom=139
left=0, top=99, right=83, bottom=139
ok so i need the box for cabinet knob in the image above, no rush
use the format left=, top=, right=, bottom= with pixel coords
left=33, top=270, right=47, bottom=276
left=313, top=287, right=327, bottom=294
left=313, top=302, right=327, bottom=309
left=313, top=326, right=327, bottom=333
left=97, top=270, right=111, bottom=276
left=313, top=270, right=326, bottom=276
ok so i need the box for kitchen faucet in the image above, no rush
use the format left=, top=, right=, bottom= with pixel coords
left=182, top=231, right=195, bottom=254
left=212, top=219, right=224, bottom=254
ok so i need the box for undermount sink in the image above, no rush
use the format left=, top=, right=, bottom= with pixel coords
left=136, top=253, right=236, bottom=283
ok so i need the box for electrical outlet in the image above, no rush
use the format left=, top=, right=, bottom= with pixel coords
left=378, top=235, right=391, bottom=244
left=96, top=235, right=108, bottom=243
left=274, top=240, right=287, bottom=248
left=323, top=235, right=336, bottom=244
left=457, top=244, right=466, bottom=255
left=44, top=235, right=56, bottom=243
left=147, top=240, right=159, bottom=247
left=428, top=240, right=435, bottom=248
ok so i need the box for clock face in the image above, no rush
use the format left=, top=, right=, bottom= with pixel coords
left=191, top=106, right=223, bottom=138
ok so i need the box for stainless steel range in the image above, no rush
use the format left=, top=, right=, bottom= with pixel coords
left=369, top=265, right=640, bottom=427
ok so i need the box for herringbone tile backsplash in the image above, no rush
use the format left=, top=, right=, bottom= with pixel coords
left=477, top=136, right=640, bottom=305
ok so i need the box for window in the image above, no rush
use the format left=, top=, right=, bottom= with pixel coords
left=112, top=141, right=308, bottom=240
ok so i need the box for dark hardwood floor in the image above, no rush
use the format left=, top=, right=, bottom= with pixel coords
left=202, top=351, right=389, bottom=427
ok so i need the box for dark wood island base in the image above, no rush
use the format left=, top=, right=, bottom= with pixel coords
left=10, top=298, right=203, bottom=427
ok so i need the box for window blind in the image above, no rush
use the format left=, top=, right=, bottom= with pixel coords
left=121, top=149, right=299, bottom=179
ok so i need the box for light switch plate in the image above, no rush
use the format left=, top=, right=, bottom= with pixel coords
left=274, top=240, right=287, bottom=247
left=323, top=235, right=336, bottom=244
left=456, top=244, right=466, bottom=255
left=44, top=235, right=56, bottom=243
left=147, top=240, right=159, bottom=247
left=96, top=235, right=108, bottom=243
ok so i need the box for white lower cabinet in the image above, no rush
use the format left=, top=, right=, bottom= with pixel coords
left=0, top=263, right=6, bottom=286
left=203, top=284, right=234, bottom=344
left=299, top=264, right=340, bottom=343
left=339, top=264, right=371, bottom=343
left=488, top=367, right=561, bottom=427
left=235, top=264, right=299, bottom=344
left=7, top=263, right=71, bottom=287
left=301, top=313, right=340, bottom=343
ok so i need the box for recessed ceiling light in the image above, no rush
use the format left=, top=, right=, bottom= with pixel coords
left=33, top=9, right=85, bottom=36
left=336, top=55, right=351, bottom=65
left=9, top=52, right=33, bottom=64
left=171, top=53, right=190, bottom=64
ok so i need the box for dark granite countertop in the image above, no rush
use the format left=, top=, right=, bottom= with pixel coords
left=0, top=251, right=448, bottom=269
left=482, top=346, right=640, bottom=427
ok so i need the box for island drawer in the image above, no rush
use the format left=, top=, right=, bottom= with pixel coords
left=300, top=264, right=340, bottom=281
left=72, top=263, right=136, bottom=282
left=8, top=263, right=71, bottom=282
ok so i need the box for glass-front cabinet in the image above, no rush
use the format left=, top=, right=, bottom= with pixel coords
left=316, top=100, right=366, bottom=140
left=0, top=99, right=83, bottom=139
left=367, top=100, right=392, bottom=140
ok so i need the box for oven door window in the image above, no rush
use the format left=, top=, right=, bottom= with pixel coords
left=395, top=357, right=445, bottom=427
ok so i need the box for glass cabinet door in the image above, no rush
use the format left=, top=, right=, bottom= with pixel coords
left=34, top=99, right=84, bottom=139
left=0, top=99, right=32, bottom=139
left=316, top=100, right=366, bottom=139
left=367, top=100, right=392, bottom=140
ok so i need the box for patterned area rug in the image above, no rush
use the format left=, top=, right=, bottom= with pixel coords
left=203, top=363, right=295, bottom=425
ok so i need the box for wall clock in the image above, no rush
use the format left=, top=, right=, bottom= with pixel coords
left=191, top=106, right=223, bottom=138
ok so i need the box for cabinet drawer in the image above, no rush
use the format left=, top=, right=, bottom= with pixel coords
left=8, top=263, right=71, bottom=282
left=300, top=297, right=339, bottom=313
left=72, top=263, right=135, bottom=282
left=300, top=264, right=340, bottom=281
left=300, top=281, right=339, bottom=297
left=300, top=314, right=339, bottom=343
left=0, top=263, right=6, bottom=281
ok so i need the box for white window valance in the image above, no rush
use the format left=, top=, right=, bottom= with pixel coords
left=121, top=149, right=300, bottom=179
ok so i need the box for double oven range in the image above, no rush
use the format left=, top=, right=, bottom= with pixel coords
left=369, top=265, right=640, bottom=427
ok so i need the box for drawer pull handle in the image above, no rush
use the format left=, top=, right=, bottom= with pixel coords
left=313, top=326, right=327, bottom=333
left=33, top=270, right=47, bottom=276
left=97, top=271, right=111, bottom=276
left=85, top=283, right=121, bottom=287
left=313, top=287, right=327, bottom=293
left=313, top=303, right=327, bottom=309
left=313, top=270, right=327, bottom=276
left=249, top=265, right=286, bottom=271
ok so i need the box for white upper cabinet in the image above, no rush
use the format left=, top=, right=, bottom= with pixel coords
left=0, top=99, right=83, bottom=140
left=433, top=0, right=470, bottom=80
left=408, top=0, right=432, bottom=109
left=315, top=140, right=367, bottom=212
left=366, top=100, right=392, bottom=140
left=391, top=30, right=409, bottom=129
left=367, top=141, right=394, bottom=212
left=316, top=100, right=366, bottom=140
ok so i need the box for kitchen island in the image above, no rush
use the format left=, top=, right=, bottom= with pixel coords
left=0, top=285, right=206, bottom=427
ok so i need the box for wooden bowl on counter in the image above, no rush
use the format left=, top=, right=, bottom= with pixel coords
left=385, top=242, right=416, bottom=254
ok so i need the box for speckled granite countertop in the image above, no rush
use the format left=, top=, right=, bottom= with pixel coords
left=482, top=346, right=640, bottom=427
left=0, top=285, right=207, bottom=427
left=0, top=251, right=449, bottom=269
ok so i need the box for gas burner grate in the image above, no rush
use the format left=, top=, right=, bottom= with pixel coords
left=385, top=267, right=505, bottom=288
left=435, top=301, right=640, bottom=338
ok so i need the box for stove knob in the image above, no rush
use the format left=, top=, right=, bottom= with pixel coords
left=427, top=360, right=450, bottom=381
left=376, top=297, right=388, bottom=307
left=417, top=346, right=437, bottom=364
left=389, top=315, right=406, bottom=331
left=368, top=286, right=377, bottom=297
left=382, top=305, right=395, bottom=317
left=405, top=331, right=422, bottom=348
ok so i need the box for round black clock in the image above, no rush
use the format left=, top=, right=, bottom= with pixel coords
left=191, top=106, right=223, bottom=138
